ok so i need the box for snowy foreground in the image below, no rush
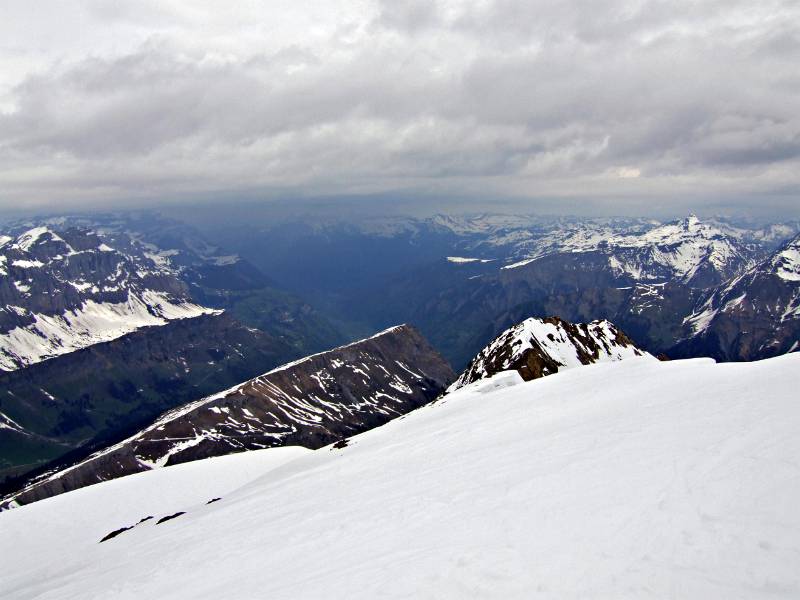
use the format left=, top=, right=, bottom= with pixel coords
left=2, top=355, right=800, bottom=599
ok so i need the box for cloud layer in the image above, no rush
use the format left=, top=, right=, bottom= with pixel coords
left=1, top=0, right=799, bottom=212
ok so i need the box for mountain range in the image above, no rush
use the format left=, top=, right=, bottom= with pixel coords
left=1, top=211, right=798, bottom=498
left=674, top=233, right=800, bottom=360
left=253, top=213, right=793, bottom=367
left=1, top=208, right=798, bottom=598
left=0, top=214, right=346, bottom=483
left=0, top=224, right=215, bottom=371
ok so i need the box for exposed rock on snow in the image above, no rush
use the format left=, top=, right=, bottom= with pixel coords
left=448, top=316, right=653, bottom=392
left=0, top=292, right=217, bottom=371
left=770, top=234, right=800, bottom=282
left=498, top=214, right=753, bottom=288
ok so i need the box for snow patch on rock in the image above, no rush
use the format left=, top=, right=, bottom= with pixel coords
left=0, top=293, right=219, bottom=371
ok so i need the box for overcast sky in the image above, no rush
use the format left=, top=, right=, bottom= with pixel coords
left=1, top=0, right=798, bottom=216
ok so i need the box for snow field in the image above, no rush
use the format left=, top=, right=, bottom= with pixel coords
left=1, top=354, right=799, bottom=599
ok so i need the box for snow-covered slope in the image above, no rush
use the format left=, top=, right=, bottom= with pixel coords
left=0, top=291, right=215, bottom=371
left=604, top=215, right=749, bottom=286
left=0, top=447, right=309, bottom=570
left=2, top=354, right=798, bottom=599
left=686, top=234, right=800, bottom=334
left=0, top=224, right=218, bottom=370
left=449, top=316, right=653, bottom=392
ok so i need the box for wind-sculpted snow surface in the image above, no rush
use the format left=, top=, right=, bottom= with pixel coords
left=2, top=324, right=453, bottom=507
left=1, top=354, right=798, bottom=599
left=448, top=316, right=653, bottom=392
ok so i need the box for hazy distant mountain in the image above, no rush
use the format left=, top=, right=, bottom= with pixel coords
left=500, top=214, right=757, bottom=288
left=0, top=223, right=216, bottom=370
left=0, top=214, right=345, bottom=367
left=0, top=214, right=346, bottom=484
left=204, top=212, right=796, bottom=368
left=673, top=233, right=800, bottom=361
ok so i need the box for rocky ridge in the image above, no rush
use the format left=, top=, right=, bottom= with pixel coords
left=448, top=316, right=653, bottom=392
left=2, top=324, right=454, bottom=508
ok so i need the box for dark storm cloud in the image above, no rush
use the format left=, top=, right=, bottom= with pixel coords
left=0, top=0, right=798, bottom=213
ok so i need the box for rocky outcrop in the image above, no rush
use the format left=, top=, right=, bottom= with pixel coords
left=448, top=316, right=652, bottom=392
left=2, top=325, right=453, bottom=508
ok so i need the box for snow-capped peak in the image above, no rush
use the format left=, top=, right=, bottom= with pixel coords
left=635, top=214, right=720, bottom=245
left=448, top=316, right=653, bottom=392
left=12, top=226, right=57, bottom=252
left=678, top=232, right=800, bottom=358
left=495, top=215, right=750, bottom=287
left=769, top=234, right=800, bottom=282
left=685, top=213, right=700, bottom=227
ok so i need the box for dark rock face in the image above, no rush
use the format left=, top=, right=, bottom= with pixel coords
left=448, top=316, right=651, bottom=392
left=399, top=252, right=697, bottom=370
left=3, top=325, right=454, bottom=508
left=671, top=235, right=800, bottom=361
left=0, top=313, right=299, bottom=483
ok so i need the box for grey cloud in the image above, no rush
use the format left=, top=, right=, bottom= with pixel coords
left=0, top=0, right=798, bottom=212
left=374, top=0, right=442, bottom=34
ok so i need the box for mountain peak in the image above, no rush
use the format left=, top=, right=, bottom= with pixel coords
left=768, top=233, right=800, bottom=282
left=674, top=213, right=703, bottom=232
left=448, top=316, right=653, bottom=392
left=12, top=226, right=55, bottom=252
